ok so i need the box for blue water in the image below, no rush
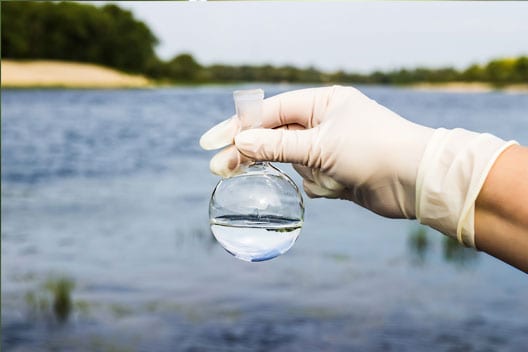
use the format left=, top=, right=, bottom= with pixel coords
left=2, top=85, right=528, bottom=351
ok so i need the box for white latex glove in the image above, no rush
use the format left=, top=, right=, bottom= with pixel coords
left=200, top=86, right=516, bottom=247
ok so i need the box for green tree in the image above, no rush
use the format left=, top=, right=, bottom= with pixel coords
left=485, top=58, right=516, bottom=85
left=1, top=1, right=158, bottom=73
left=461, top=64, right=485, bottom=82
left=164, top=53, right=203, bottom=81
left=99, top=4, right=158, bottom=72
left=513, top=56, right=528, bottom=83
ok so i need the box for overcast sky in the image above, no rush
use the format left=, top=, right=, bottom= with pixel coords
left=95, top=1, right=528, bottom=73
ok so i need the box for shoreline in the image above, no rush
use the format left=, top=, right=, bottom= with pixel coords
left=2, top=60, right=527, bottom=93
left=407, top=82, right=528, bottom=94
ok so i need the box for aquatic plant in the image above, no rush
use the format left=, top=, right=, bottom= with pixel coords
left=45, top=277, right=75, bottom=322
left=25, top=276, right=76, bottom=323
left=407, top=226, right=430, bottom=265
left=442, top=237, right=479, bottom=268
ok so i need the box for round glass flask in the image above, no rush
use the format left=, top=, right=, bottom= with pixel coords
left=209, top=89, right=304, bottom=262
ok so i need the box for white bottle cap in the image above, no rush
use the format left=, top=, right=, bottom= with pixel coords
left=233, top=89, right=264, bottom=130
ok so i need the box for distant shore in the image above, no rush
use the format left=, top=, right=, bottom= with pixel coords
left=2, top=59, right=528, bottom=92
left=1, top=60, right=152, bottom=88
left=408, top=82, right=528, bottom=94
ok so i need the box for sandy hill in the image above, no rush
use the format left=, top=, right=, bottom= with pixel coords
left=1, top=60, right=151, bottom=88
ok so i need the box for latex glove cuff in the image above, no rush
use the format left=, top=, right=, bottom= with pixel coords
left=416, top=128, right=518, bottom=248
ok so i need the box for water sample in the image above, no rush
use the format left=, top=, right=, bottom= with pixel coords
left=211, top=215, right=302, bottom=262
left=208, top=89, right=304, bottom=262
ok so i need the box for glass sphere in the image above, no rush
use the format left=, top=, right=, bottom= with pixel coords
left=209, top=162, right=304, bottom=262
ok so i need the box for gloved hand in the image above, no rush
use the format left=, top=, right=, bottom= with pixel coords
left=200, top=86, right=516, bottom=247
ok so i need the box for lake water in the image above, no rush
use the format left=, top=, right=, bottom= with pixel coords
left=2, top=85, right=528, bottom=351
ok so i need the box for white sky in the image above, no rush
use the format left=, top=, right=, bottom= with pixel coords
left=93, top=1, right=528, bottom=73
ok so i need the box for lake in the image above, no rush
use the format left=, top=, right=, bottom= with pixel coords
left=2, top=85, right=528, bottom=351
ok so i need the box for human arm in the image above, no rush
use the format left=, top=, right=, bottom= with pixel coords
left=200, top=86, right=527, bottom=272
left=475, top=144, right=528, bottom=272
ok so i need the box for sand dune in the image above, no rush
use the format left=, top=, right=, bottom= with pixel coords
left=1, top=60, right=151, bottom=88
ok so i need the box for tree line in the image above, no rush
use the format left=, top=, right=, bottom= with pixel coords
left=2, top=1, right=527, bottom=86
left=159, top=55, right=528, bottom=86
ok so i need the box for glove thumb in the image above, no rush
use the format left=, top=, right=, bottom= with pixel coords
left=235, top=128, right=316, bottom=166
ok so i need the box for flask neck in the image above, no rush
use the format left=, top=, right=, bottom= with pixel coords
left=247, top=161, right=272, bottom=172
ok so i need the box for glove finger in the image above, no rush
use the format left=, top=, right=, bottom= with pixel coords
left=303, top=180, right=322, bottom=199
left=293, top=164, right=316, bottom=183
left=209, top=145, right=252, bottom=177
left=313, top=171, right=346, bottom=193
left=303, top=180, right=342, bottom=199
left=276, top=123, right=305, bottom=131
left=262, top=86, right=336, bottom=129
left=200, top=86, right=336, bottom=151
left=235, top=128, right=317, bottom=166
left=200, top=119, right=304, bottom=152
left=303, top=179, right=341, bottom=199
left=200, top=116, right=239, bottom=150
